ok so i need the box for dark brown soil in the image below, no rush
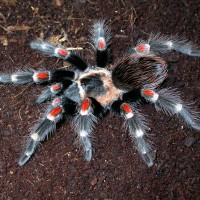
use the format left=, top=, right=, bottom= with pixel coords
left=0, top=1, right=200, bottom=199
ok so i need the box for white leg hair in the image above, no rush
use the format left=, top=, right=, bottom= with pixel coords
left=0, top=71, right=34, bottom=84
left=121, top=103, right=153, bottom=167
left=141, top=88, right=200, bottom=131
left=134, top=33, right=200, bottom=56
left=30, top=40, right=88, bottom=71
left=90, top=20, right=111, bottom=51
left=73, top=98, right=97, bottom=161
left=0, top=70, right=75, bottom=85
left=0, top=70, right=50, bottom=84
left=30, top=40, right=70, bottom=59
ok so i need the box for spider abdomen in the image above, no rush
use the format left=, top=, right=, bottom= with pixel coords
left=112, top=54, right=167, bottom=90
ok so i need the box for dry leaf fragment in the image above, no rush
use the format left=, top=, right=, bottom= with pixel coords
left=3, top=25, right=30, bottom=32
left=53, top=0, right=64, bottom=7
left=0, top=36, right=8, bottom=46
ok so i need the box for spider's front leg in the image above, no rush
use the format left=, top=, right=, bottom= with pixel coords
left=18, top=96, right=76, bottom=166
left=0, top=38, right=90, bottom=85
left=141, top=88, right=200, bottom=131
left=73, top=98, right=98, bottom=161
left=112, top=101, right=153, bottom=167
left=30, top=40, right=88, bottom=71
left=0, top=69, right=75, bottom=84
left=91, top=20, right=111, bottom=68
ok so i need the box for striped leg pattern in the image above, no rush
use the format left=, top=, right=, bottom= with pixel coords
left=133, top=34, right=200, bottom=56
left=0, top=69, right=76, bottom=84
left=90, top=20, right=111, bottom=68
left=30, top=40, right=88, bottom=71
left=18, top=96, right=75, bottom=166
left=120, top=103, right=153, bottom=167
left=73, top=98, right=98, bottom=161
left=141, top=88, right=200, bottom=131
left=37, top=80, right=72, bottom=104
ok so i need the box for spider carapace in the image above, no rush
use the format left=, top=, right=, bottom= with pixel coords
left=1, top=20, right=200, bottom=167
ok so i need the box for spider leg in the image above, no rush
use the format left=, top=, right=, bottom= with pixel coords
left=141, top=88, right=200, bottom=131
left=133, top=34, right=200, bottom=56
left=0, top=69, right=76, bottom=84
left=90, top=20, right=111, bottom=68
left=111, top=101, right=153, bottom=167
left=73, top=98, right=98, bottom=161
left=30, top=41, right=88, bottom=71
left=37, top=80, right=72, bottom=104
left=18, top=96, right=76, bottom=166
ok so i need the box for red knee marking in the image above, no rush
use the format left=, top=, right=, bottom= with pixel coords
left=81, top=98, right=91, bottom=112
left=49, top=106, right=63, bottom=117
left=121, top=103, right=133, bottom=114
left=98, top=38, right=106, bottom=49
left=52, top=97, right=61, bottom=106
left=136, top=44, right=149, bottom=52
left=52, top=83, right=61, bottom=91
left=36, top=72, right=49, bottom=79
left=143, top=89, right=154, bottom=97
left=57, top=48, right=68, bottom=57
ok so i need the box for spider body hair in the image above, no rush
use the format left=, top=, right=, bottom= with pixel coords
left=112, top=54, right=167, bottom=91
left=77, top=68, right=122, bottom=107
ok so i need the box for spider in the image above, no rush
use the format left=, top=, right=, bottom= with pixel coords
left=1, top=20, right=200, bottom=167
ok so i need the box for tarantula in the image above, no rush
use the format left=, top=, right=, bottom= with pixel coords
left=1, top=21, right=200, bottom=167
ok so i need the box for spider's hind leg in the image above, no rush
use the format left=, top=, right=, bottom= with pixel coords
left=18, top=96, right=76, bottom=166
left=141, top=88, right=200, bottom=131
left=73, top=98, right=98, bottom=161
left=112, top=101, right=153, bottom=167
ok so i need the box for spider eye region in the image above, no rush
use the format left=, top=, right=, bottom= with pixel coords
left=80, top=74, right=105, bottom=97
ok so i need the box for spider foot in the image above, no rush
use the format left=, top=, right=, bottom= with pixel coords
left=79, top=136, right=92, bottom=162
